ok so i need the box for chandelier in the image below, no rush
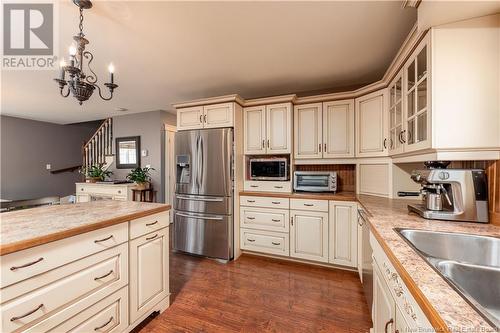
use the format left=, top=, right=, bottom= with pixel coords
left=54, top=0, right=118, bottom=105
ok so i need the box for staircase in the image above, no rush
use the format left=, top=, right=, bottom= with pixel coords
left=83, top=118, right=114, bottom=170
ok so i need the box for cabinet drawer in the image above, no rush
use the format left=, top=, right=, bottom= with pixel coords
left=290, top=198, right=328, bottom=212
left=1, top=222, right=128, bottom=289
left=240, top=229, right=289, bottom=256
left=76, top=185, right=128, bottom=196
left=240, top=207, right=289, bottom=232
left=130, top=212, right=169, bottom=240
left=240, top=195, right=289, bottom=209
left=49, top=287, right=128, bottom=333
left=244, top=181, right=291, bottom=193
left=1, top=243, right=128, bottom=333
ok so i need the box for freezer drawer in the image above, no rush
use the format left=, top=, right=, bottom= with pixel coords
left=174, top=194, right=232, bottom=215
left=173, top=210, right=233, bottom=260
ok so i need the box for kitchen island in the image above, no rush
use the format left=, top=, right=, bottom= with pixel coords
left=0, top=201, right=171, bottom=333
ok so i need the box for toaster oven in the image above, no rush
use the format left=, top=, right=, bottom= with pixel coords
left=293, top=171, right=337, bottom=192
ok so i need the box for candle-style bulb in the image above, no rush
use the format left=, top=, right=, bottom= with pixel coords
left=69, top=45, right=77, bottom=56
left=59, top=59, right=66, bottom=68
left=108, top=63, right=115, bottom=73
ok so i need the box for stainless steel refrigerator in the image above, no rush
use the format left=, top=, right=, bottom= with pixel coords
left=173, top=128, right=234, bottom=261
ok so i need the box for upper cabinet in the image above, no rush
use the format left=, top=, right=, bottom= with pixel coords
left=244, top=103, right=292, bottom=155
left=388, top=74, right=404, bottom=155
left=355, top=89, right=389, bottom=158
left=177, top=102, right=234, bottom=130
left=294, top=100, right=354, bottom=159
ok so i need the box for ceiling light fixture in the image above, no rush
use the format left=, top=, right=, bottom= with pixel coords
left=54, top=0, right=118, bottom=105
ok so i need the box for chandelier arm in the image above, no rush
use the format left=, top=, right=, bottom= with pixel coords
left=95, top=84, right=114, bottom=101
left=60, top=84, right=71, bottom=97
left=83, top=51, right=98, bottom=84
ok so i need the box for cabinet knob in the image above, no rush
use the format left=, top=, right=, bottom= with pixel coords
left=384, top=319, right=394, bottom=333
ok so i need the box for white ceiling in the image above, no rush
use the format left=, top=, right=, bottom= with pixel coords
left=1, top=1, right=416, bottom=124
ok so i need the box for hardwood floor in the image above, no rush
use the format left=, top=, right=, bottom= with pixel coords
left=137, top=252, right=372, bottom=333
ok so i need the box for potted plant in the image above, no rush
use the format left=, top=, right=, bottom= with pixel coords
left=127, top=166, right=154, bottom=190
left=80, top=164, right=113, bottom=183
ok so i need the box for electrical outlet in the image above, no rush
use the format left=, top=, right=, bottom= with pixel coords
left=141, top=149, right=148, bottom=157
left=46, top=164, right=51, bottom=170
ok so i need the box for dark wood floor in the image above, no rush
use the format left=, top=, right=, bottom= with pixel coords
left=138, top=252, right=372, bottom=333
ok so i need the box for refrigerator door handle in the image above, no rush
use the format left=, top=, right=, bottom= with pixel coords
left=176, top=195, right=224, bottom=202
left=175, top=212, right=224, bottom=221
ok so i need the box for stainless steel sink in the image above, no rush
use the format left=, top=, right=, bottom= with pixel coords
left=396, top=228, right=500, bottom=329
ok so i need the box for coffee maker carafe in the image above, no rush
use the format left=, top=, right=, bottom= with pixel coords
left=408, top=161, right=489, bottom=223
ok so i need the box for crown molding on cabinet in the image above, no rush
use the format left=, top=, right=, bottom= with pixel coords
left=172, top=94, right=245, bottom=109
left=173, top=24, right=426, bottom=109
left=244, top=94, right=297, bottom=107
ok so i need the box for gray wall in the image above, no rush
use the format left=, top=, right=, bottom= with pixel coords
left=111, top=111, right=176, bottom=203
left=0, top=116, right=98, bottom=200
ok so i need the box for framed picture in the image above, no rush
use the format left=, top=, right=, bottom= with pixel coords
left=116, top=136, right=140, bottom=169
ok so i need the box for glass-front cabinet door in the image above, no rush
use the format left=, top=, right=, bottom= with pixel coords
left=403, top=37, right=431, bottom=152
left=388, top=74, right=403, bottom=155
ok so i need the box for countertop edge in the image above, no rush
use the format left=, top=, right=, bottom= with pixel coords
left=0, top=205, right=170, bottom=256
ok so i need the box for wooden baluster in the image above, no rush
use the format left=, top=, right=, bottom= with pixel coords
left=109, top=118, right=113, bottom=155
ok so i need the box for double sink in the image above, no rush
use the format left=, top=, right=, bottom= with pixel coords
left=396, top=228, right=500, bottom=329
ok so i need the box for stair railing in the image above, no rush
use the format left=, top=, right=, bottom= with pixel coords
left=82, top=118, right=113, bottom=170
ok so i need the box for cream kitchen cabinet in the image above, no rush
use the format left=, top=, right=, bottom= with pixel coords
left=294, top=100, right=354, bottom=159
left=244, top=103, right=292, bottom=154
left=76, top=183, right=136, bottom=202
left=355, top=89, right=389, bottom=158
left=373, top=260, right=396, bottom=333
left=177, top=102, right=234, bottom=130
left=290, top=210, right=329, bottom=263
left=129, top=227, right=169, bottom=324
left=328, top=201, right=357, bottom=268
left=388, top=74, right=404, bottom=155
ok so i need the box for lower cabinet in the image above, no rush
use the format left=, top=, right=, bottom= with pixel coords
left=373, top=261, right=396, bottom=333
left=328, top=201, right=357, bottom=267
left=290, top=210, right=329, bottom=263
left=129, top=227, right=169, bottom=324
left=371, top=231, right=434, bottom=332
left=239, top=196, right=359, bottom=268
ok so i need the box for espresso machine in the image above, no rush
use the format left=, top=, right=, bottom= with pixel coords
left=408, top=161, right=489, bottom=223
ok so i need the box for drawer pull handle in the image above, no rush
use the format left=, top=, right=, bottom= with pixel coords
left=304, top=203, right=314, bottom=207
left=94, top=316, right=114, bottom=331
left=247, top=239, right=256, bottom=242
left=250, top=185, right=259, bottom=188
left=10, top=257, right=44, bottom=271
left=271, top=219, right=281, bottom=222
left=94, top=235, right=113, bottom=243
left=247, top=200, right=256, bottom=203
left=384, top=318, right=394, bottom=333
left=146, top=221, right=158, bottom=226
left=10, top=303, right=44, bottom=321
left=271, top=242, right=281, bottom=245
left=94, top=270, right=114, bottom=281
left=247, top=217, right=255, bottom=220
left=274, top=186, right=283, bottom=189
left=146, top=233, right=158, bottom=240
left=271, top=201, right=280, bottom=204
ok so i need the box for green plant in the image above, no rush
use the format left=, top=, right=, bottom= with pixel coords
left=80, top=164, right=113, bottom=181
left=126, top=166, right=154, bottom=183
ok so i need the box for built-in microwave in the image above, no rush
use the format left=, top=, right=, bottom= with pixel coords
left=293, top=171, right=337, bottom=192
left=249, top=158, right=288, bottom=181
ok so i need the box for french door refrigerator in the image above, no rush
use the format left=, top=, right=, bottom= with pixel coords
left=173, top=128, right=234, bottom=261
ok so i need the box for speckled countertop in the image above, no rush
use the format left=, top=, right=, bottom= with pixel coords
left=0, top=201, right=170, bottom=255
left=357, top=194, right=499, bottom=333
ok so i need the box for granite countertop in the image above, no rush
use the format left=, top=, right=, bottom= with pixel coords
left=239, top=191, right=357, bottom=201
left=357, top=194, right=499, bottom=333
left=0, top=201, right=170, bottom=256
